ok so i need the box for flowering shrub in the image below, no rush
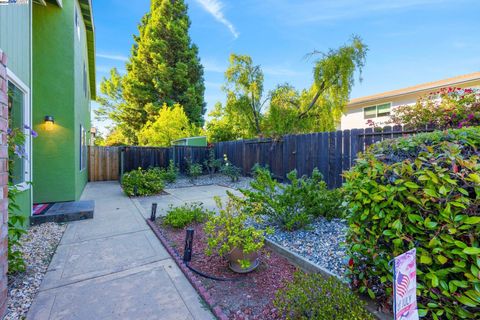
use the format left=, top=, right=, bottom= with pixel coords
left=390, top=87, right=480, bottom=129
left=220, top=154, right=241, bottom=182
left=343, top=128, right=480, bottom=319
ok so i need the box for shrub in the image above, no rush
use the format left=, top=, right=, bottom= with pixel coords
left=241, top=166, right=343, bottom=230
left=121, top=167, right=165, bottom=196
left=343, top=127, right=480, bottom=319
left=274, top=272, right=374, bottom=320
left=158, top=160, right=179, bottom=183
left=204, top=194, right=272, bottom=269
left=203, top=148, right=222, bottom=177
left=185, top=157, right=203, bottom=181
left=220, top=154, right=241, bottom=182
left=163, top=202, right=212, bottom=228
left=390, top=87, right=480, bottom=130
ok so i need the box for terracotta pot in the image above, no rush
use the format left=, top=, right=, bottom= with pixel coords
left=228, top=247, right=260, bottom=273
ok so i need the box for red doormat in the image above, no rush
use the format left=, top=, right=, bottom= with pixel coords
left=32, top=203, right=54, bottom=216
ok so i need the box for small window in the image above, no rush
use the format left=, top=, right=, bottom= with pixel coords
left=75, top=6, right=81, bottom=40
left=364, top=103, right=391, bottom=119
left=377, top=103, right=391, bottom=117
left=80, top=125, right=87, bottom=171
left=364, top=106, right=377, bottom=119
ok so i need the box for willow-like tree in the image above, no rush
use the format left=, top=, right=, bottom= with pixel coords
left=263, top=36, right=367, bottom=136
left=96, top=0, right=205, bottom=144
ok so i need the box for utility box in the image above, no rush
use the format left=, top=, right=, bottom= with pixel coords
left=171, top=136, right=207, bottom=147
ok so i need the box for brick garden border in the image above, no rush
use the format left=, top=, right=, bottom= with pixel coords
left=146, top=219, right=228, bottom=320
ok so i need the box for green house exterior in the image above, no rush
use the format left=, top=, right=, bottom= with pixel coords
left=0, top=0, right=96, bottom=223
left=33, top=0, right=96, bottom=203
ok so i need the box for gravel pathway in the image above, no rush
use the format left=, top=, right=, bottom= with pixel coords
left=165, top=174, right=253, bottom=190
left=266, top=218, right=349, bottom=277
left=5, top=222, right=66, bottom=320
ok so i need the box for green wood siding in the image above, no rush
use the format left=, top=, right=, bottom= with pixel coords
left=0, top=2, right=31, bottom=86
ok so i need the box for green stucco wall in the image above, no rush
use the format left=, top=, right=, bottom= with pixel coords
left=0, top=2, right=32, bottom=224
left=32, top=0, right=91, bottom=203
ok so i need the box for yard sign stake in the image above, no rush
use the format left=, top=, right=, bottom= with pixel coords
left=393, top=248, right=419, bottom=320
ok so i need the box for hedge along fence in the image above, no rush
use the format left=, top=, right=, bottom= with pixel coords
left=343, top=127, right=480, bottom=319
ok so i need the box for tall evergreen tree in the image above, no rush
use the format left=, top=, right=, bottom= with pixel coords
left=96, top=0, right=205, bottom=144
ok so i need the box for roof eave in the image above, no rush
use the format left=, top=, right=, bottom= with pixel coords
left=79, top=0, right=96, bottom=99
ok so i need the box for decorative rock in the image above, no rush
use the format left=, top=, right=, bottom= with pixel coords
left=5, top=222, right=66, bottom=320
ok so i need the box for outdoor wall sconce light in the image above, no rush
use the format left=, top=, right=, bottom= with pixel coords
left=44, top=115, right=54, bottom=131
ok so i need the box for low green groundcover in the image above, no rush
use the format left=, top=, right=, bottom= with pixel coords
left=344, top=127, right=480, bottom=319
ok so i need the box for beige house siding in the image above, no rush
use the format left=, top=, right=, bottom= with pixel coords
left=340, top=73, right=480, bottom=130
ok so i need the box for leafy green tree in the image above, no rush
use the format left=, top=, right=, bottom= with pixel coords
left=137, top=103, right=201, bottom=146
left=205, top=102, right=240, bottom=142
left=223, top=54, right=266, bottom=137
left=96, top=0, right=205, bottom=144
left=263, top=36, right=367, bottom=136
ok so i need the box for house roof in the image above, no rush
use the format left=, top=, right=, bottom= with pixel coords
left=78, top=0, right=96, bottom=99
left=348, top=72, right=480, bottom=107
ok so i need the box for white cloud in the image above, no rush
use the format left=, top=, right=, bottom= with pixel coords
left=193, top=0, right=239, bottom=38
left=96, top=53, right=129, bottom=62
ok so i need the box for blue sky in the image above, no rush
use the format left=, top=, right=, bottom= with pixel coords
left=92, top=0, right=480, bottom=132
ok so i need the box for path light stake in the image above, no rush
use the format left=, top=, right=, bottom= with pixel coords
left=183, top=228, right=194, bottom=262
left=133, top=186, right=138, bottom=197
left=150, top=203, right=158, bottom=221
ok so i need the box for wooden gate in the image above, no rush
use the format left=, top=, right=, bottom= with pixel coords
left=88, top=146, right=120, bottom=181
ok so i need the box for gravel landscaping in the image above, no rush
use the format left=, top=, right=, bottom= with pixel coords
left=5, top=222, right=66, bottom=320
left=165, top=173, right=253, bottom=190
left=265, top=218, right=348, bottom=277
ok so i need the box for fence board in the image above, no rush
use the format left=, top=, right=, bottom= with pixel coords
left=88, top=146, right=120, bottom=182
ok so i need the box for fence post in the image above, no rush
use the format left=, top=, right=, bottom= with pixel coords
left=119, top=148, right=125, bottom=182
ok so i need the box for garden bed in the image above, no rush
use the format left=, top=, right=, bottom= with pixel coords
left=6, top=222, right=66, bottom=320
left=152, top=218, right=297, bottom=319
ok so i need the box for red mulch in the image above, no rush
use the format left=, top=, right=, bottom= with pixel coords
left=155, top=219, right=298, bottom=319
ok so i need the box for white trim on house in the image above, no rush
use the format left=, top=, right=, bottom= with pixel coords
left=6, top=67, right=32, bottom=192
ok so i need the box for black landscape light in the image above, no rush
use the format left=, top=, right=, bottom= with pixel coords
left=183, top=228, right=194, bottom=262
left=150, top=203, right=157, bottom=221
left=133, top=186, right=138, bottom=196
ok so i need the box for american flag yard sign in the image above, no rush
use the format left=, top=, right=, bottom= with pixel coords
left=393, top=248, right=419, bottom=320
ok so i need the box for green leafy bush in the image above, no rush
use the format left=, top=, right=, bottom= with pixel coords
left=121, top=167, right=165, bottom=196
left=163, top=202, right=212, bottom=228
left=241, top=166, right=343, bottom=230
left=204, top=194, right=272, bottom=269
left=203, top=148, right=222, bottom=177
left=220, top=154, right=241, bottom=182
left=343, top=127, right=480, bottom=319
left=274, top=272, right=374, bottom=320
left=158, top=160, right=179, bottom=183
left=185, top=157, right=203, bottom=181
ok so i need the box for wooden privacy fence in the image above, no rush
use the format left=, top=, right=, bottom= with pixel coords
left=88, top=146, right=120, bottom=182
left=215, top=125, right=433, bottom=188
left=88, top=125, right=433, bottom=187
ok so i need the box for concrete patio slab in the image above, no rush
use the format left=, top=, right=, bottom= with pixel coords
left=41, top=230, right=169, bottom=290
left=28, top=261, right=208, bottom=320
left=27, top=181, right=214, bottom=320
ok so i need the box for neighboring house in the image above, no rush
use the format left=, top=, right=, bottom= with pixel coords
left=0, top=0, right=95, bottom=223
left=340, top=72, right=480, bottom=130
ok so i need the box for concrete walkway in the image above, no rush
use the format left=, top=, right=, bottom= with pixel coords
left=27, top=182, right=214, bottom=320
